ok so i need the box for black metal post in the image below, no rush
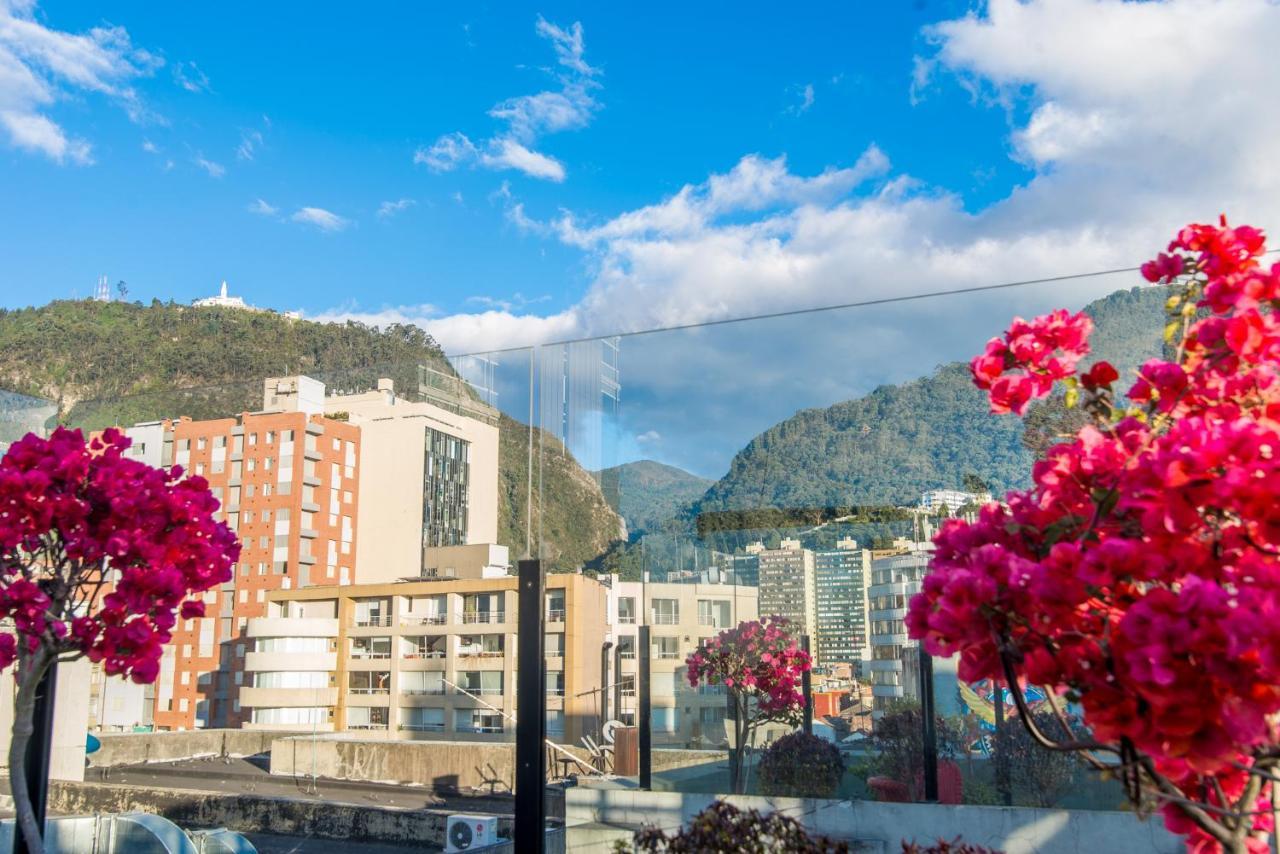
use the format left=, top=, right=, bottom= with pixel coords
left=801, top=635, right=814, bottom=735
left=919, top=648, right=939, bottom=803
left=600, top=641, right=613, bottom=736
left=16, top=660, right=57, bottom=854
left=515, top=560, right=545, bottom=854
left=638, top=625, right=652, bottom=790
left=994, top=678, right=1012, bottom=806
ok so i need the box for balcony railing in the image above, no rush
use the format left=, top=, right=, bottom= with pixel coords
left=457, top=725, right=504, bottom=734
left=547, top=686, right=565, bottom=697
left=349, top=687, right=390, bottom=695
left=399, top=723, right=445, bottom=732
left=401, top=615, right=447, bottom=626
left=355, top=615, right=392, bottom=627
left=350, top=651, right=392, bottom=659
left=619, top=650, right=636, bottom=659
left=461, top=611, right=505, bottom=624
left=347, top=723, right=388, bottom=730
left=651, top=613, right=679, bottom=625
left=457, top=686, right=503, bottom=696
left=656, top=650, right=681, bottom=660
left=617, top=614, right=637, bottom=625
left=402, top=651, right=446, bottom=660
left=546, top=608, right=566, bottom=622
left=457, top=649, right=504, bottom=658
left=401, top=687, right=447, bottom=696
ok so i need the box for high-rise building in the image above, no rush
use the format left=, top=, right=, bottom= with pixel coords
left=150, top=377, right=361, bottom=730
left=867, top=546, right=933, bottom=714
left=812, top=538, right=868, bottom=668
left=326, top=378, right=500, bottom=583
left=241, top=555, right=606, bottom=743
left=756, top=538, right=815, bottom=637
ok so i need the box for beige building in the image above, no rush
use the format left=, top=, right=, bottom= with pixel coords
left=757, top=538, right=816, bottom=636
left=608, top=578, right=758, bottom=748
left=329, top=379, right=500, bottom=585
left=242, top=558, right=608, bottom=744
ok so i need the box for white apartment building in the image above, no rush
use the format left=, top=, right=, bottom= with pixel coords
left=608, top=578, right=758, bottom=748
left=919, top=489, right=991, bottom=513
left=868, top=545, right=934, bottom=714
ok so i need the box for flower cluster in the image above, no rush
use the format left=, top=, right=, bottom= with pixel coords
left=909, top=218, right=1280, bottom=852
left=0, top=427, right=239, bottom=682
left=970, top=309, right=1094, bottom=414
left=686, top=616, right=811, bottom=720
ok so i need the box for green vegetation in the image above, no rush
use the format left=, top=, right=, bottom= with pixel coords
left=599, top=459, right=712, bottom=536
left=0, top=299, right=620, bottom=572
left=697, top=286, right=1167, bottom=513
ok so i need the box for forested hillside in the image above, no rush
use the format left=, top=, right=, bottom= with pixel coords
left=696, top=285, right=1168, bottom=513
left=0, top=299, right=620, bottom=570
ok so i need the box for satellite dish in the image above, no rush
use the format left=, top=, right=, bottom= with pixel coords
left=86, top=733, right=101, bottom=755
left=602, top=719, right=625, bottom=744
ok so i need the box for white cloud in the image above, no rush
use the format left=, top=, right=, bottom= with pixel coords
left=247, top=198, right=278, bottom=217
left=291, top=206, right=351, bottom=232
left=192, top=152, right=224, bottom=178
left=236, top=128, right=263, bottom=161
left=786, top=83, right=815, bottom=116
left=141, top=138, right=157, bottom=153
left=636, top=430, right=661, bottom=444
left=172, top=60, right=209, bottom=93
left=320, top=0, right=1280, bottom=374
left=377, top=198, right=416, bottom=219
left=0, top=109, right=90, bottom=163
left=0, top=1, right=160, bottom=163
left=415, top=16, right=599, bottom=182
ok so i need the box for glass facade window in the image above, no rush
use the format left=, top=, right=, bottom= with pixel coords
left=422, top=426, right=470, bottom=548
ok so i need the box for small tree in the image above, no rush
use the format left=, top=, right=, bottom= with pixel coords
left=908, top=217, right=1280, bottom=852
left=686, top=616, right=811, bottom=793
left=758, top=731, right=845, bottom=799
left=0, top=428, right=238, bottom=854
left=620, top=800, right=850, bottom=853
left=994, top=711, right=1081, bottom=808
left=866, top=700, right=965, bottom=800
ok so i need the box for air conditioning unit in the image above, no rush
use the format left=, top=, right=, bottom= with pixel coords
left=445, top=814, right=498, bottom=852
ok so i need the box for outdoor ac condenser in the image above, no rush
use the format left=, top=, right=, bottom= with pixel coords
left=445, top=814, right=499, bottom=852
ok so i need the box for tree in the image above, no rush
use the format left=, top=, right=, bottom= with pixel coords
left=866, top=700, right=966, bottom=800
left=757, top=731, right=845, bottom=799
left=685, top=617, right=811, bottom=793
left=115, top=280, right=128, bottom=301
left=907, top=218, right=1280, bottom=853
left=994, top=711, right=1081, bottom=808
left=0, top=427, right=238, bottom=854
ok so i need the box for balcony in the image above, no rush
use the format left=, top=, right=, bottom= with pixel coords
left=350, top=651, right=392, bottom=660
left=349, top=687, right=390, bottom=696
left=244, top=651, right=336, bottom=673
left=346, top=723, right=388, bottom=731
left=401, top=615, right=447, bottom=626
left=455, top=686, right=503, bottom=696
left=651, top=613, right=679, bottom=626
left=457, top=649, right=505, bottom=659
left=456, top=725, right=504, bottom=735
left=355, top=615, right=393, bottom=628
left=401, top=650, right=446, bottom=660
left=246, top=617, right=337, bottom=639
left=401, top=687, right=447, bottom=696
left=546, top=609, right=566, bottom=622
left=239, top=686, right=337, bottom=708
left=399, top=723, right=445, bottom=732
left=461, top=611, right=505, bottom=625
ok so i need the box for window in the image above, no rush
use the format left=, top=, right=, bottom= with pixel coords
left=399, top=671, right=444, bottom=695
left=400, top=707, right=444, bottom=732
left=545, top=633, right=565, bottom=657
left=655, top=636, right=680, bottom=659
left=698, top=599, right=731, bottom=629
left=547, top=672, right=565, bottom=697
left=652, top=707, right=680, bottom=733
left=617, top=635, right=636, bottom=659
left=347, top=706, right=388, bottom=729
left=351, top=636, right=392, bottom=659
left=547, top=710, right=565, bottom=737
left=197, top=437, right=207, bottom=451
left=348, top=671, right=390, bottom=694
left=458, top=671, right=503, bottom=695
left=254, top=671, right=327, bottom=688
left=652, top=599, right=679, bottom=625
left=546, top=590, right=566, bottom=622
left=455, top=709, right=503, bottom=734
left=617, top=597, right=637, bottom=624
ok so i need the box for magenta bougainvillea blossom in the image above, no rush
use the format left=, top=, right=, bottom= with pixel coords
left=686, top=616, right=811, bottom=793
left=907, top=217, right=1280, bottom=853
left=0, top=426, right=238, bottom=854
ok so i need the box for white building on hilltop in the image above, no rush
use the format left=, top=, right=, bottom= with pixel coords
left=919, top=488, right=991, bottom=513
left=193, top=281, right=299, bottom=318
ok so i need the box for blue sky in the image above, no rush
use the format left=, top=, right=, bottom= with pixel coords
left=2, top=1, right=1023, bottom=317
left=5, top=1, right=1280, bottom=477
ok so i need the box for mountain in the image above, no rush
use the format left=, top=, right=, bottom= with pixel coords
left=696, top=285, right=1168, bottom=514
left=598, top=460, right=713, bottom=537
left=0, top=299, right=621, bottom=570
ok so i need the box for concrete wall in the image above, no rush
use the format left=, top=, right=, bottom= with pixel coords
left=269, top=735, right=718, bottom=792
left=0, top=658, right=91, bottom=782
left=47, top=780, right=513, bottom=848
left=566, top=786, right=1184, bottom=854
left=88, top=729, right=309, bottom=768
